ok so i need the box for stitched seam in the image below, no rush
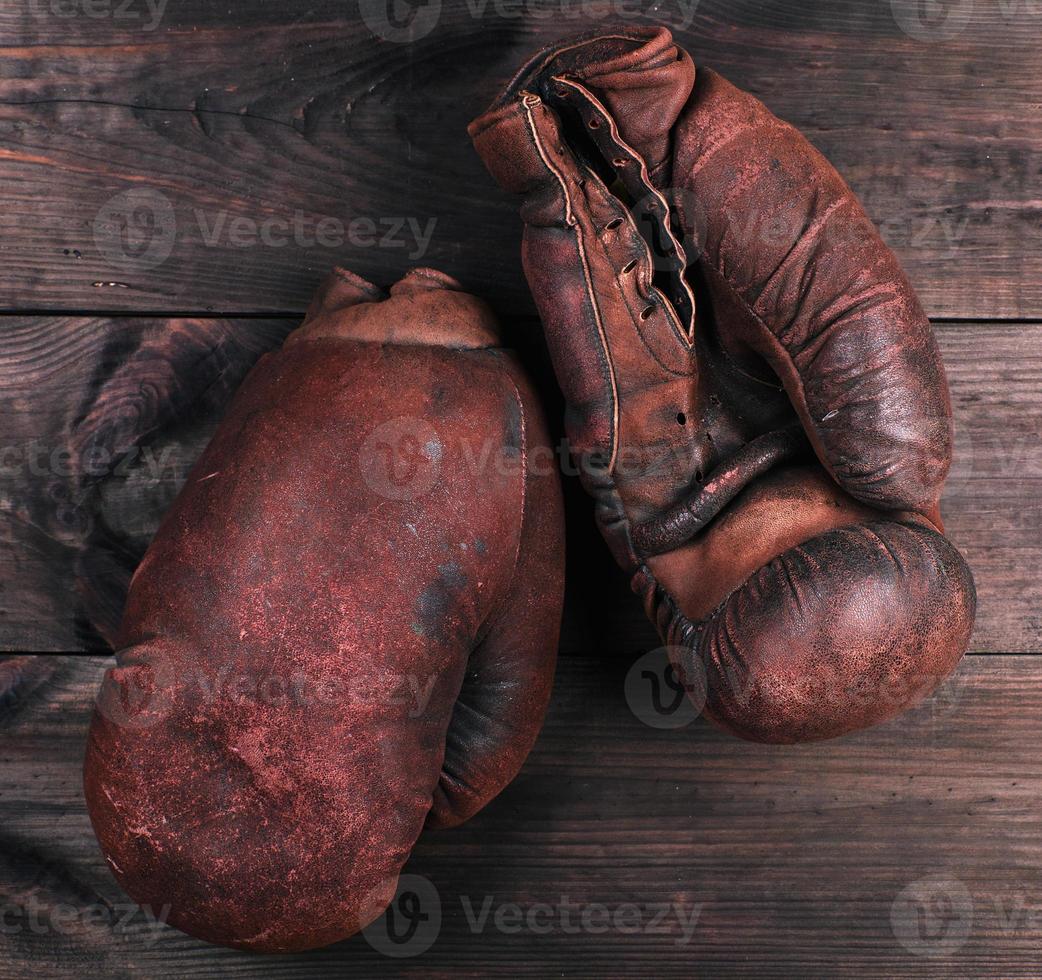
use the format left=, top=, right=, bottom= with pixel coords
left=511, top=374, right=528, bottom=588
left=289, top=336, right=500, bottom=352
left=473, top=371, right=528, bottom=646
left=554, top=77, right=696, bottom=347
left=501, top=33, right=652, bottom=106
left=523, top=99, right=620, bottom=473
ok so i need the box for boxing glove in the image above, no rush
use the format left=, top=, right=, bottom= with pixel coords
left=83, top=267, right=564, bottom=951
left=470, top=27, right=975, bottom=743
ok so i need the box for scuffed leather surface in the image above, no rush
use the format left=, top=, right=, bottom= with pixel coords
left=471, top=26, right=975, bottom=743
left=83, top=268, right=564, bottom=951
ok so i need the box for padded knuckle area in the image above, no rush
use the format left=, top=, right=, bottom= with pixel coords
left=699, top=521, right=975, bottom=743
left=85, top=715, right=408, bottom=951
left=806, top=330, right=953, bottom=511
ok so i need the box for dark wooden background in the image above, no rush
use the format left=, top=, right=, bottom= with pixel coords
left=2, top=1, right=1041, bottom=976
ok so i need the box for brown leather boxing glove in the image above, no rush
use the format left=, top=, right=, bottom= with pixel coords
left=470, top=27, right=974, bottom=743
left=83, top=267, right=564, bottom=951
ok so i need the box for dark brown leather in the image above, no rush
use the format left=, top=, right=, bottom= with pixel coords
left=83, top=267, right=565, bottom=951
left=470, top=27, right=975, bottom=743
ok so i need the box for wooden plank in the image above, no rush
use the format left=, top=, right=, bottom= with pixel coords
left=0, top=652, right=1039, bottom=977
left=0, top=1, right=1039, bottom=318
left=0, top=315, right=294, bottom=650
left=941, top=323, right=1042, bottom=653
left=0, top=317, right=1039, bottom=653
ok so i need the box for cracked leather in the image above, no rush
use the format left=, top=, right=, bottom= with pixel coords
left=83, top=267, right=565, bottom=951
left=470, top=26, right=975, bottom=743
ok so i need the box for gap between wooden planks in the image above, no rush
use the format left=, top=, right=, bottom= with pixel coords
left=0, top=1, right=1039, bottom=318
left=0, top=653, right=1038, bottom=978
left=0, top=317, right=1035, bottom=653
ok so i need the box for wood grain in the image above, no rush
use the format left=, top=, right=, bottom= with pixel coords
left=0, top=6, right=1033, bottom=977
left=0, top=652, right=1039, bottom=978
left=941, top=322, right=1042, bottom=652
left=0, top=316, right=1036, bottom=654
left=0, top=0, right=1038, bottom=317
left=0, top=308, right=577, bottom=653
left=0, top=315, right=293, bottom=650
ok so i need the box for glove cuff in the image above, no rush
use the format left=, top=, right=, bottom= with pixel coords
left=288, top=267, right=501, bottom=350
left=473, top=25, right=694, bottom=179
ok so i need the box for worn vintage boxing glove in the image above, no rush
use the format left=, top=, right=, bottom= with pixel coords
left=470, top=27, right=975, bottom=743
left=83, top=267, right=564, bottom=951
